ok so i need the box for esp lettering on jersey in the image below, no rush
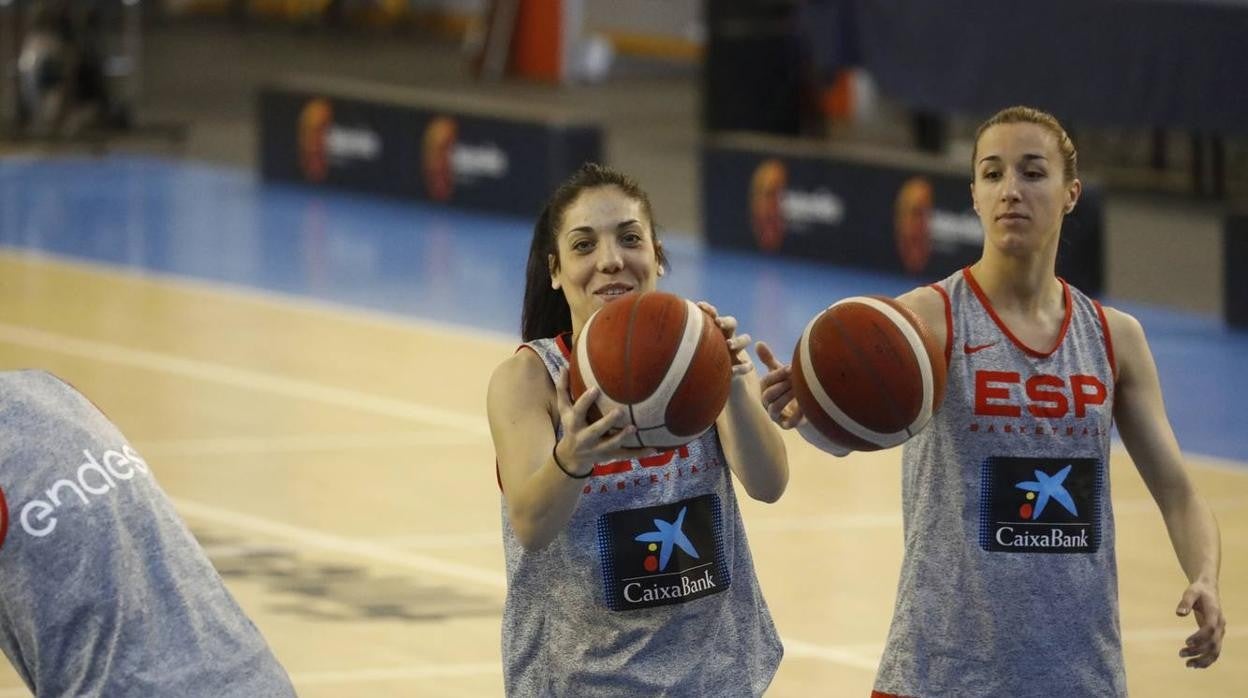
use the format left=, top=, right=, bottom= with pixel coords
left=974, top=371, right=1107, bottom=419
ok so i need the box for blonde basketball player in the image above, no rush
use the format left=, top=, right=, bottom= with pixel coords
left=487, top=163, right=789, bottom=696
left=757, top=106, right=1224, bottom=697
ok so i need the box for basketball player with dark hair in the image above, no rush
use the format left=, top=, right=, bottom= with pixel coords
left=757, top=106, right=1224, bottom=696
left=487, top=163, right=789, bottom=695
left=0, top=371, right=296, bottom=696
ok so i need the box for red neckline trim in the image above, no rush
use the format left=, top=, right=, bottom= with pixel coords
left=962, top=266, right=1072, bottom=358
left=555, top=332, right=573, bottom=360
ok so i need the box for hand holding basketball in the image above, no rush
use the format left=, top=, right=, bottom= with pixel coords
left=696, top=301, right=753, bottom=376
left=553, top=369, right=644, bottom=475
left=569, top=291, right=732, bottom=448
left=755, top=341, right=804, bottom=429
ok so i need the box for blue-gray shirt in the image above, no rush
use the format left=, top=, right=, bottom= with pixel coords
left=0, top=371, right=296, bottom=697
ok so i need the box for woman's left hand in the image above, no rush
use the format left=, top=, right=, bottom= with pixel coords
left=1177, top=579, right=1226, bottom=668
left=696, top=301, right=753, bottom=376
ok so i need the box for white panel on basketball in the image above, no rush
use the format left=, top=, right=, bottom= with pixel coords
left=576, top=314, right=640, bottom=447
left=576, top=298, right=706, bottom=449
left=799, top=296, right=934, bottom=448
left=631, top=299, right=701, bottom=426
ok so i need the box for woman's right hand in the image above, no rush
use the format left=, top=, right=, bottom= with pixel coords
left=755, top=341, right=805, bottom=429
left=553, top=369, right=645, bottom=476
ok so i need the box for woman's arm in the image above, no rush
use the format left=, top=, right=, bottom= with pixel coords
left=1105, top=306, right=1225, bottom=669
left=487, top=350, right=638, bottom=550
left=700, top=302, right=789, bottom=503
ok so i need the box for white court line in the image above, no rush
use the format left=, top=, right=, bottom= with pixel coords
left=0, top=664, right=505, bottom=695
left=775, top=624, right=1247, bottom=674
left=1, top=310, right=1240, bottom=678
left=289, top=663, right=500, bottom=686
left=0, top=322, right=488, bottom=435
left=138, top=431, right=485, bottom=458
left=0, top=248, right=519, bottom=345
left=748, top=494, right=1248, bottom=535
left=199, top=544, right=292, bottom=558
left=171, top=497, right=507, bottom=592
left=370, top=531, right=503, bottom=549
left=1123, top=625, right=1245, bottom=643
left=1114, top=495, right=1248, bottom=514
left=747, top=512, right=902, bottom=533
left=173, top=497, right=895, bottom=675
left=783, top=638, right=880, bottom=671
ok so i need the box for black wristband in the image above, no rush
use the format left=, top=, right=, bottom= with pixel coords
left=552, top=444, right=591, bottom=479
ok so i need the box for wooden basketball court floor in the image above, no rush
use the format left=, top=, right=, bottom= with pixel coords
left=0, top=156, right=1243, bottom=696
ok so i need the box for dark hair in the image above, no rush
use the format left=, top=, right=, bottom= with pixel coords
left=973, top=105, right=1078, bottom=183
left=520, top=163, right=668, bottom=341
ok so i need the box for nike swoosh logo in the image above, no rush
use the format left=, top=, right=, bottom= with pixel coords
left=964, top=341, right=997, bottom=355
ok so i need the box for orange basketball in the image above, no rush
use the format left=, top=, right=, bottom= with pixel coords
left=569, top=291, right=732, bottom=448
left=791, top=295, right=946, bottom=452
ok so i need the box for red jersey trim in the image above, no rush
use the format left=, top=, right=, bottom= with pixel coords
left=501, top=335, right=572, bottom=492
left=1093, top=300, right=1118, bottom=381
left=0, top=485, right=9, bottom=551
left=928, top=282, right=953, bottom=368
left=962, top=266, right=1073, bottom=359
left=555, top=331, right=573, bottom=360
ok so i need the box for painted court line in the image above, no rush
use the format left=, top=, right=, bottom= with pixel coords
left=174, top=499, right=898, bottom=674
left=370, top=531, right=504, bottom=549
left=747, top=512, right=902, bottom=533
left=138, top=431, right=485, bottom=458
left=783, top=638, right=880, bottom=671
left=0, top=322, right=488, bottom=435
left=0, top=249, right=517, bottom=345
left=171, top=497, right=507, bottom=592
left=1122, top=626, right=1244, bottom=643
left=289, top=663, right=501, bottom=685
left=749, top=493, right=1248, bottom=534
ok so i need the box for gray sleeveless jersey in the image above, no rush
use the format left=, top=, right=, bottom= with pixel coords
left=0, top=371, right=296, bottom=697
left=500, top=336, right=782, bottom=697
left=873, top=269, right=1124, bottom=697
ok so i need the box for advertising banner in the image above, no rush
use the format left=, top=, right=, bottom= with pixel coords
left=260, top=80, right=603, bottom=218
left=1225, top=216, right=1248, bottom=328
left=702, top=135, right=1103, bottom=294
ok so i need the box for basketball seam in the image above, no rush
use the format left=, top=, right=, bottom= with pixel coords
left=828, top=310, right=910, bottom=437
left=624, top=293, right=644, bottom=442
left=843, top=297, right=935, bottom=437
left=638, top=301, right=702, bottom=437
left=578, top=310, right=638, bottom=447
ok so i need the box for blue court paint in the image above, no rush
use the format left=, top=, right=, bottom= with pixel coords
left=0, top=155, right=1244, bottom=462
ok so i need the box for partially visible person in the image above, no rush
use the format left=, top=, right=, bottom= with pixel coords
left=0, top=370, right=296, bottom=697
left=488, top=163, right=788, bottom=696
left=757, top=105, right=1224, bottom=696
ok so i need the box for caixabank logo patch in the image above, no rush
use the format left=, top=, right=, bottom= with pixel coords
left=979, top=456, right=1103, bottom=554
left=597, top=494, right=730, bottom=611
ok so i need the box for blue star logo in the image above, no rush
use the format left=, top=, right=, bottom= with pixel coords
left=1015, top=464, right=1078, bottom=519
left=634, top=506, right=699, bottom=571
